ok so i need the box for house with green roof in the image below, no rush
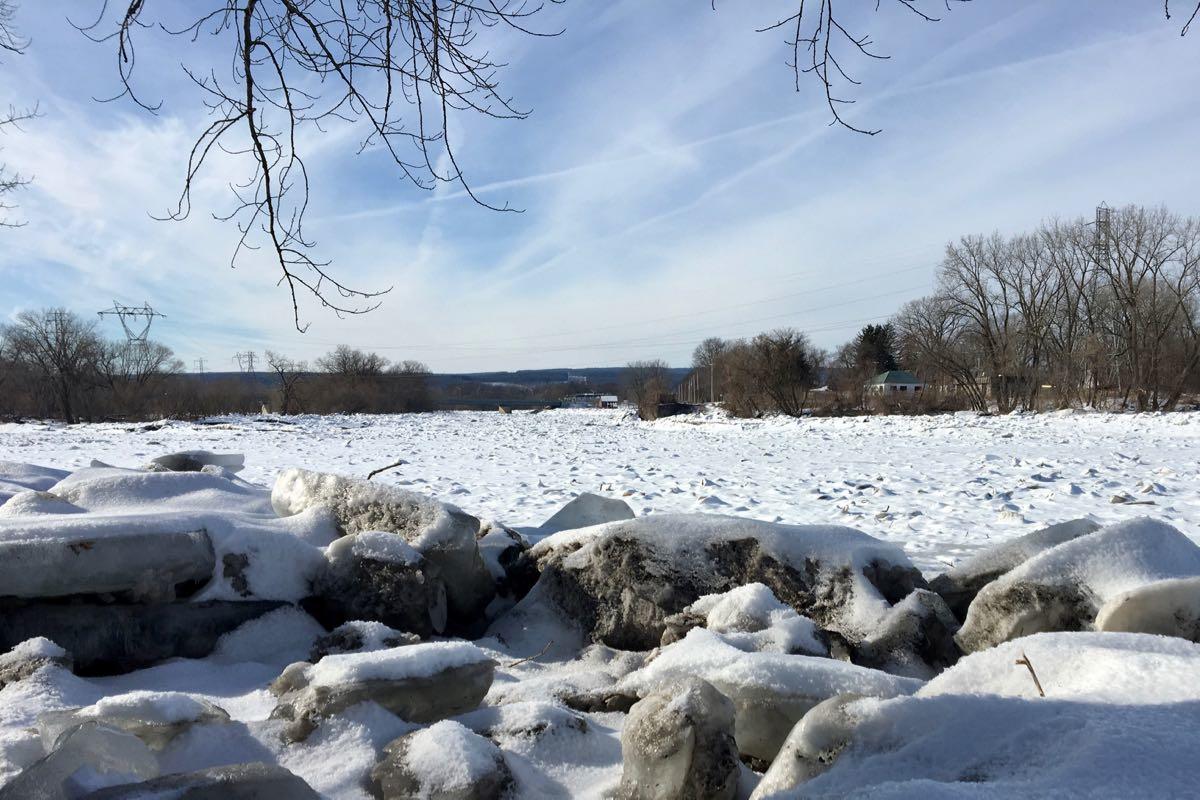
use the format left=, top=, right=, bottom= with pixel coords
left=866, top=370, right=924, bottom=396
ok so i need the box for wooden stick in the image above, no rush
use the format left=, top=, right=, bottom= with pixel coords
left=506, top=641, right=553, bottom=668
left=1015, top=651, right=1045, bottom=697
left=367, top=460, right=406, bottom=480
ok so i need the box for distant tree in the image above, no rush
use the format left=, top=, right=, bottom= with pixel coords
left=748, top=328, right=821, bottom=417
left=853, top=323, right=899, bottom=375
left=97, top=340, right=183, bottom=388
left=624, top=359, right=671, bottom=420
left=692, top=337, right=728, bottom=369
left=316, top=345, right=388, bottom=378
left=387, top=359, right=433, bottom=412
left=94, top=339, right=183, bottom=417
left=2, top=309, right=103, bottom=423
left=265, top=350, right=307, bottom=414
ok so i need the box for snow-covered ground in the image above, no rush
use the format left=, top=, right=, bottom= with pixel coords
left=2, top=409, right=1199, bottom=798
left=3, top=408, right=1198, bottom=573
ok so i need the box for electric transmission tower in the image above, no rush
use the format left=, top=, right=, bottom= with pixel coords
left=1093, top=202, right=1112, bottom=266
left=234, top=351, right=258, bottom=372
left=194, top=358, right=207, bottom=373
left=97, top=302, right=165, bottom=343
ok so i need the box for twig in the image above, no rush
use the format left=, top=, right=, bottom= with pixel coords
left=367, top=459, right=407, bottom=480
left=1015, top=651, right=1045, bottom=697
left=506, top=641, right=553, bottom=668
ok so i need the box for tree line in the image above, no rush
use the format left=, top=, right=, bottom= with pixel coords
left=0, top=311, right=434, bottom=422
left=632, top=204, right=1200, bottom=419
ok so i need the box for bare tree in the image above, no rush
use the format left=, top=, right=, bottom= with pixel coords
left=624, top=359, right=671, bottom=420
left=0, top=0, right=38, bottom=228
left=316, top=344, right=388, bottom=378
left=893, top=294, right=988, bottom=411
left=747, top=328, right=821, bottom=417
left=2, top=309, right=103, bottom=423
left=743, top=1, right=1200, bottom=135
left=692, top=337, right=728, bottom=370
left=265, top=350, right=307, bottom=414
left=78, top=1, right=561, bottom=329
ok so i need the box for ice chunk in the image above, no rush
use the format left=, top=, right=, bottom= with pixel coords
left=0, top=600, right=286, bottom=674
left=145, top=451, right=245, bottom=473
left=272, top=469, right=494, bottom=621
left=618, top=678, right=739, bottom=800
left=956, top=517, right=1200, bottom=652
left=0, top=492, right=86, bottom=518
left=0, top=722, right=158, bottom=800
left=1095, top=576, right=1200, bottom=641
left=307, top=640, right=489, bottom=687
left=0, top=525, right=214, bottom=602
left=38, top=692, right=230, bottom=751
left=851, top=589, right=961, bottom=679
left=80, top=762, right=320, bottom=799
left=929, top=518, right=1100, bottom=618
left=370, top=720, right=513, bottom=800
left=0, top=462, right=70, bottom=505
left=525, top=513, right=921, bottom=650
left=618, top=628, right=920, bottom=760
left=752, top=633, right=1200, bottom=797
left=538, top=492, right=635, bottom=535
left=271, top=642, right=495, bottom=742
left=750, top=693, right=862, bottom=799
left=0, top=637, right=72, bottom=689
left=309, top=621, right=420, bottom=662
left=310, top=533, right=446, bottom=637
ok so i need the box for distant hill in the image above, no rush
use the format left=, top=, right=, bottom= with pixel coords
left=187, top=367, right=691, bottom=389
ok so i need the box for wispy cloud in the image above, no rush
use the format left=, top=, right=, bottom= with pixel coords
left=0, top=2, right=1197, bottom=370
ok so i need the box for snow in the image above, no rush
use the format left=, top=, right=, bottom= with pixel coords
left=0, top=461, right=69, bottom=505
left=78, top=692, right=212, bottom=726
left=934, top=517, right=1100, bottom=587
left=686, top=584, right=826, bottom=655
left=328, top=530, right=422, bottom=566
left=987, top=517, right=1200, bottom=600
left=272, top=467, right=472, bottom=551
left=0, top=468, right=333, bottom=603
left=920, top=632, right=1200, bottom=704
left=400, top=720, right=505, bottom=790
left=0, top=638, right=67, bottom=664
left=3, top=410, right=1198, bottom=573
left=306, top=641, right=492, bottom=688
left=1, top=410, right=1199, bottom=797
left=620, top=628, right=920, bottom=702
left=757, top=633, right=1200, bottom=798
left=210, top=607, right=326, bottom=666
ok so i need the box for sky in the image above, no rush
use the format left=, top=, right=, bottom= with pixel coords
left=0, top=1, right=1198, bottom=373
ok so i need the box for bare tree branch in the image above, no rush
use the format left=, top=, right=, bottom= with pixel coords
left=79, top=0, right=561, bottom=330
left=0, top=1, right=37, bottom=227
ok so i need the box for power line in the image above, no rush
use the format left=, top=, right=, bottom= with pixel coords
left=194, top=358, right=207, bottom=373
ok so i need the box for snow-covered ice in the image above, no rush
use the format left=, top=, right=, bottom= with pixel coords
left=1, top=408, right=1200, bottom=797
left=4, top=409, right=1198, bottom=572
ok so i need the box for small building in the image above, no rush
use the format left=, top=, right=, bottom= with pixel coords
left=561, top=392, right=619, bottom=409
left=866, top=370, right=924, bottom=395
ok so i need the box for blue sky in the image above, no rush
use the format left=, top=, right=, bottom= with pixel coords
left=1, top=1, right=1198, bottom=372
